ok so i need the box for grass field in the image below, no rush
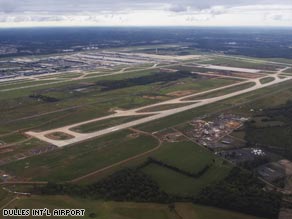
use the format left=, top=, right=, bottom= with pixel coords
left=0, top=80, right=62, bottom=91
left=245, top=126, right=292, bottom=149
left=260, top=77, right=275, bottom=84
left=0, top=138, right=48, bottom=160
left=264, top=58, right=292, bottom=65
left=1, top=130, right=159, bottom=182
left=142, top=141, right=231, bottom=196
left=5, top=195, right=266, bottom=219
left=0, top=132, right=27, bottom=144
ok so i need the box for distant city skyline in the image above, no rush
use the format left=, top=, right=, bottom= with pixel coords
left=0, top=0, right=291, bottom=27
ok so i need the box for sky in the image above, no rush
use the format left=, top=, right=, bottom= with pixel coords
left=0, top=0, right=292, bottom=27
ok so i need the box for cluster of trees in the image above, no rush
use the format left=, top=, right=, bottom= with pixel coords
left=37, top=166, right=282, bottom=219
left=29, top=94, right=59, bottom=103
left=138, top=157, right=211, bottom=179
left=38, top=169, right=172, bottom=203
left=195, top=167, right=282, bottom=219
left=96, top=71, right=197, bottom=91
left=264, top=101, right=292, bottom=124
left=194, top=35, right=292, bottom=59
left=241, top=156, right=271, bottom=170
left=244, top=100, right=292, bottom=159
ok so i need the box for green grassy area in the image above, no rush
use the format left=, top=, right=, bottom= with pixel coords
left=175, top=203, right=266, bottom=219
left=5, top=195, right=265, bottom=219
left=264, top=58, right=292, bottom=65
left=71, top=116, right=147, bottom=133
left=260, top=77, right=275, bottom=84
left=0, top=139, right=48, bottom=160
left=0, top=80, right=61, bottom=91
left=1, top=130, right=158, bottom=182
left=142, top=142, right=231, bottom=196
left=246, top=126, right=292, bottom=148
left=0, top=79, right=35, bottom=88
left=284, top=68, right=292, bottom=73
left=0, top=132, right=27, bottom=144
left=57, top=73, right=84, bottom=79
left=0, top=69, right=157, bottom=100
left=150, top=142, right=218, bottom=172
left=46, top=132, right=74, bottom=140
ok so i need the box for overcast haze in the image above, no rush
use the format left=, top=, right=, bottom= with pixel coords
left=0, top=0, right=291, bottom=27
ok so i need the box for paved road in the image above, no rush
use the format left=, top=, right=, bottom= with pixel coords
left=26, top=67, right=292, bottom=147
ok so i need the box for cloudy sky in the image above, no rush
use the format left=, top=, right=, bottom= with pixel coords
left=0, top=0, right=292, bottom=27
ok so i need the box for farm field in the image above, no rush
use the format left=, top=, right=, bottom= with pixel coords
left=141, top=141, right=231, bottom=196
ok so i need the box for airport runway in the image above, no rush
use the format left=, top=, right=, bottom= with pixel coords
left=26, top=67, right=292, bottom=147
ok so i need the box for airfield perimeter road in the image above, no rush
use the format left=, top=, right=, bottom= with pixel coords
left=26, top=67, right=292, bottom=147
